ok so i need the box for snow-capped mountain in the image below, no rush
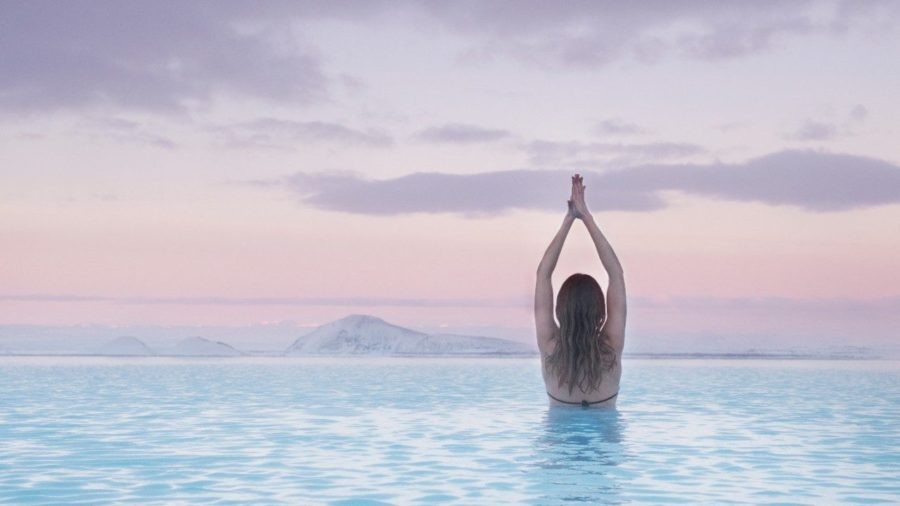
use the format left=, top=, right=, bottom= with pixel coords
left=167, top=336, right=244, bottom=357
left=284, top=314, right=536, bottom=356
left=94, top=336, right=155, bottom=356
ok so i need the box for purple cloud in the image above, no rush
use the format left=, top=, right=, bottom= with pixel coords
left=0, top=293, right=522, bottom=308
left=3, top=1, right=891, bottom=117
left=423, top=1, right=847, bottom=69
left=415, top=123, right=511, bottom=144
left=593, top=118, right=646, bottom=136
left=676, top=17, right=815, bottom=60
left=283, top=150, right=900, bottom=216
left=209, top=118, right=393, bottom=149
left=787, top=105, right=871, bottom=142
left=81, top=117, right=178, bottom=148
left=0, top=1, right=333, bottom=114
left=788, top=121, right=839, bottom=141
left=522, top=139, right=705, bottom=167
left=849, top=104, right=868, bottom=122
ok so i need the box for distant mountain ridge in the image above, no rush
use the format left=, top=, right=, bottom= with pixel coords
left=3, top=316, right=888, bottom=359
left=168, top=336, right=244, bottom=357
left=95, top=336, right=155, bottom=356
left=285, top=314, right=536, bottom=356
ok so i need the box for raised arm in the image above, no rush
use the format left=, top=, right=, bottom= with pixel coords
left=536, top=214, right=575, bottom=277
left=571, top=174, right=627, bottom=351
left=534, top=185, right=580, bottom=353
left=534, top=214, right=575, bottom=353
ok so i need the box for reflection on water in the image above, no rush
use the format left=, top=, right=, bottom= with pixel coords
left=528, top=407, right=627, bottom=503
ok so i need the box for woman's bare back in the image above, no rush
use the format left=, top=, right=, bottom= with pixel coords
left=540, top=329, right=622, bottom=407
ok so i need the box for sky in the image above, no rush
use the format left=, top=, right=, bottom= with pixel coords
left=1, top=0, right=899, bottom=352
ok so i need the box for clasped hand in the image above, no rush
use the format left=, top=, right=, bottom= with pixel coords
left=566, top=173, right=591, bottom=220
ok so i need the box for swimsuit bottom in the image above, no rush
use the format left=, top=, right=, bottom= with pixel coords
left=547, top=391, right=618, bottom=407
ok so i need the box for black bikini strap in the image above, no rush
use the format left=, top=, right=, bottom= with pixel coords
left=547, top=391, right=618, bottom=407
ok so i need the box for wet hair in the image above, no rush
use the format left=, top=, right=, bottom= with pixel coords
left=545, top=273, right=618, bottom=395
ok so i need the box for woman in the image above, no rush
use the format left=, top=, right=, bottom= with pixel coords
left=535, top=174, right=626, bottom=408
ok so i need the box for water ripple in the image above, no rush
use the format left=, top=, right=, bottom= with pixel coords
left=0, top=357, right=897, bottom=504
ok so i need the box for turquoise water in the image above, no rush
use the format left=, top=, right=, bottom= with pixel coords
left=0, top=357, right=897, bottom=504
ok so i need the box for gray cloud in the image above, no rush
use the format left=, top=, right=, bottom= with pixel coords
left=787, top=105, right=871, bottom=142
left=788, top=121, right=839, bottom=141
left=284, top=150, right=900, bottom=215
left=7, top=292, right=900, bottom=317
left=593, top=118, right=646, bottom=136
left=0, top=1, right=334, bottom=114
left=716, top=121, right=750, bottom=132
left=209, top=118, right=393, bottom=149
left=632, top=294, right=900, bottom=316
left=0, top=293, right=521, bottom=308
left=3, top=1, right=893, bottom=117
left=3, top=1, right=890, bottom=118
left=833, top=0, right=900, bottom=33
left=425, top=1, right=854, bottom=69
left=676, top=16, right=815, bottom=60
left=415, top=123, right=511, bottom=144
left=849, top=104, right=868, bottom=122
left=81, top=117, right=178, bottom=148
left=522, top=139, right=705, bottom=167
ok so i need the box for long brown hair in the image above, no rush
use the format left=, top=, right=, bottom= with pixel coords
left=545, top=273, right=618, bottom=395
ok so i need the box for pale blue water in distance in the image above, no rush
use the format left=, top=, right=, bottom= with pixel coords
left=1, top=357, right=898, bottom=504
